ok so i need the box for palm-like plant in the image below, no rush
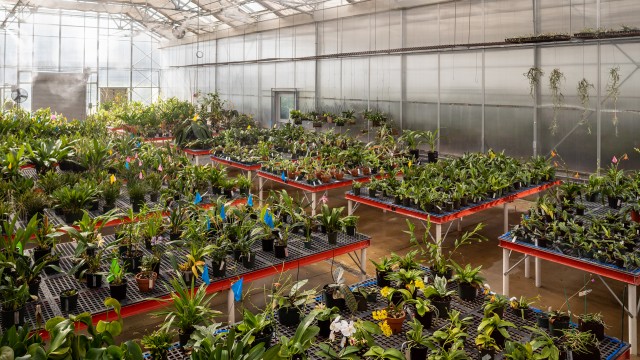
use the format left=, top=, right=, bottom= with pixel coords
left=26, top=139, right=75, bottom=174
left=154, top=275, right=222, bottom=337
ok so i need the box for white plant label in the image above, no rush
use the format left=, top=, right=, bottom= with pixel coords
left=285, top=248, right=289, bottom=257
left=219, top=261, right=225, bottom=271
left=482, top=355, right=492, bottom=360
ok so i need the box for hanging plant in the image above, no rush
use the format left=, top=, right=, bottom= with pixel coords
left=549, top=69, right=565, bottom=135
left=577, top=78, right=594, bottom=134
left=524, top=67, right=544, bottom=99
left=606, top=67, right=621, bottom=136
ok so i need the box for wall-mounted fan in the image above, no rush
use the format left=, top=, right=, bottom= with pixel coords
left=172, top=24, right=186, bottom=39
left=11, top=87, right=28, bottom=108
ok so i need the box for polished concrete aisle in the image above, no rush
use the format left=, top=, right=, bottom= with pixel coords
left=115, top=184, right=640, bottom=358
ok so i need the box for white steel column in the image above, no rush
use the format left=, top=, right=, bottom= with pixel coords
left=503, top=203, right=509, bottom=233
left=502, top=248, right=510, bottom=297
left=227, top=289, right=235, bottom=324
left=629, top=285, right=637, bottom=355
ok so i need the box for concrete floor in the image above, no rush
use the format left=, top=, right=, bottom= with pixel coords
left=117, top=176, right=640, bottom=358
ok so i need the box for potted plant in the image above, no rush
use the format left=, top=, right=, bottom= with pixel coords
left=51, top=183, right=99, bottom=223
left=154, top=276, right=222, bottom=346
left=59, top=289, right=78, bottom=313
left=141, top=328, right=175, bottom=360
left=372, top=287, right=410, bottom=334
left=236, top=309, right=275, bottom=348
left=32, top=215, right=55, bottom=263
left=451, top=261, right=485, bottom=301
left=101, top=179, right=121, bottom=211
left=483, top=293, right=509, bottom=318
left=107, top=258, right=128, bottom=300
left=401, top=130, right=429, bottom=160
left=352, top=181, right=363, bottom=196
left=146, top=172, right=163, bottom=202
left=578, top=312, right=606, bottom=341
left=263, top=313, right=320, bottom=359
left=370, top=257, right=396, bottom=287
left=274, top=222, right=298, bottom=259
left=508, top=295, right=537, bottom=319
left=407, top=297, right=438, bottom=329
left=270, top=279, right=316, bottom=327
left=477, top=313, right=515, bottom=350
left=323, top=267, right=358, bottom=313
left=68, top=238, right=117, bottom=288
left=236, top=174, right=252, bottom=195
left=425, top=130, right=439, bottom=163
left=136, top=263, right=159, bottom=294
left=560, top=329, right=600, bottom=360
left=423, top=276, right=455, bottom=318
left=290, top=109, right=303, bottom=125
left=0, top=279, right=32, bottom=329
left=340, top=215, right=358, bottom=237
left=127, top=180, right=147, bottom=213
left=317, top=204, right=344, bottom=245
left=405, top=318, right=430, bottom=360
left=311, top=303, right=340, bottom=338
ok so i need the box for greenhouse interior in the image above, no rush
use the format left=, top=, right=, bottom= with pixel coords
left=2, top=0, right=640, bottom=359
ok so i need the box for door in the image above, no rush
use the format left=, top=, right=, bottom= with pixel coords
left=273, top=91, right=296, bottom=125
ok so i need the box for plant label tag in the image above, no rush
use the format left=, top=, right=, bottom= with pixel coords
left=482, top=355, right=492, bottom=360
left=567, top=351, right=573, bottom=360
left=285, top=248, right=289, bottom=257
left=278, top=232, right=283, bottom=240
left=493, top=193, right=496, bottom=199
left=578, top=289, right=592, bottom=297
left=512, top=236, right=518, bottom=243
left=149, top=279, right=154, bottom=289
left=617, top=199, right=622, bottom=207
left=92, top=277, right=97, bottom=287
left=64, top=302, right=68, bottom=312
left=523, top=334, right=532, bottom=342
left=247, top=253, right=252, bottom=261
left=219, top=261, right=225, bottom=271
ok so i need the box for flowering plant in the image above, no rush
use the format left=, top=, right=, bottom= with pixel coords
left=311, top=303, right=339, bottom=322
left=376, top=287, right=410, bottom=319
left=509, top=295, right=538, bottom=310
left=327, top=316, right=381, bottom=348
left=483, top=292, right=509, bottom=317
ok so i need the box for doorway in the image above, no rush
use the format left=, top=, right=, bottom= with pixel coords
left=272, top=90, right=297, bottom=126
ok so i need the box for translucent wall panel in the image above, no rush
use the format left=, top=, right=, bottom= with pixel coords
left=294, top=24, right=316, bottom=57
left=484, top=106, right=534, bottom=159
left=538, top=108, right=596, bottom=173
left=341, top=16, right=370, bottom=52
left=406, top=54, right=438, bottom=103
left=440, top=52, right=482, bottom=104
left=440, top=104, right=482, bottom=155
left=341, top=58, right=369, bottom=101
left=483, top=0, right=532, bottom=43
left=403, top=102, right=438, bottom=132
left=374, top=11, right=401, bottom=50
left=438, top=1, right=485, bottom=45
left=405, top=7, right=440, bottom=47
left=369, top=56, right=401, bottom=102
left=485, top=49, right=532, bottom=107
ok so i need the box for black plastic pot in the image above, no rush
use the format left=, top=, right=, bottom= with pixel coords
left=86, top=273, right=103, bottom=289
left=182, top=270, right=195, bottom=285
left=414, top=310, right=434, bottom=328
left=274, top=245, right=288, bottom=259
left=150, top=193, right=159, bottom=202
left=178, top=328, right=194, bottom=347
left=353, top=187, right=361, bottom=196
left=579, top=320, right=605, bottom=341
left=32, top=248, right=51, bottom=263
left=536, top=312, right=550, bottom=329
left=28, top=277, right=41, bottom=298
left=457, top=282, right=477, bottom=301
left=318, top=319, right=331, bottom=338
left=211, top=259, right=227, bottom=277
left=607, top=196, right=622, bottom=209
left=409, top=149, right=420, bottom=160
left=432, top=297, right=451, bottom=318
left=549, top=315, right=571, bottom=337
left=277, top=307, right=301, bottom=327
left=323, top=285, right=347, bottom=311
left=109, top=282, right=128, bottom=300
left=60, top=291, right=78, bottom=313
left=510, top=307, right=532, bottom=319
left=346, top=226, right=356, bottom=237
left=327, top=232, right=338, bottom=245
left=354, top=293, right=368, bottom=311
left=390, top=291, right=404, bottom=307
left=376, top=270, right=391, bottom=287
left=233, top=249, right=242, bottom=261
left=242, top=253, right=255, bottom=268
left=572, top=345, right=601, bottom=360
left=254, top=327, right=273, bottom=348
left=1, top=307, right=25, bottom=329
left=427, top=151, right=438, bottom=163
left=368, top=189, right=377, bottom=198
left=64, top=211, right=83, bottom=224
left=410, top=345, right=429, bottom=360
left=123, top=253, right=142, bottom=273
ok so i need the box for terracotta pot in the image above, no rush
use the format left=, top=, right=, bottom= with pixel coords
left=631, top=210, right=640, bottom=223
left=334, top=172, right=344, bottom=180
left=385, top=312, right=406, bottom=334
left=135, top=271, right=158, bottom=293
